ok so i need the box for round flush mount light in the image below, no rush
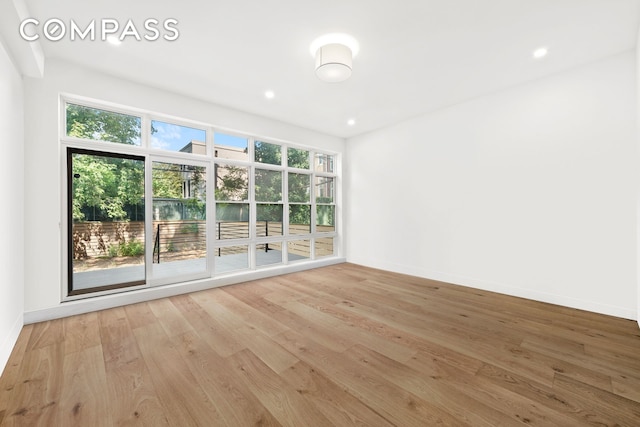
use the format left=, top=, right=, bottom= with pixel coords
left=310, top=33, right=359, bottom=83
left=533, top=47, right=548, bottom=59
left=347, top=118, right=356, bottom=126
left=264, top=90, right=275, bottom=99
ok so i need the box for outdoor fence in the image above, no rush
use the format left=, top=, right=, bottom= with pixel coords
left=73, top=220, right=334, bottom=262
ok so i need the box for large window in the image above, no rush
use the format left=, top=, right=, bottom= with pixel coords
left=62, top=97, right=338, bottom=300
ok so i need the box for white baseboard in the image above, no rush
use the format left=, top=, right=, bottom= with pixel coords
left=0, top=313, right=24, bottom=377
left=24, top=257, right=346, bottom=324
left=350, top=259, right=637, bottom=321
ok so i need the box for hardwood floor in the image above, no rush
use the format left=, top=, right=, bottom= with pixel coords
left=1, top=263, right=640, bottom=426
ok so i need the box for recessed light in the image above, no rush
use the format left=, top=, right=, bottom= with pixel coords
left=347, top=119, right=356, bottom=126
left=533, top=47, right=548, bottom=59
left=107, top=36, right=121, bottom=46
left=265, top=90, right=275, bottom=99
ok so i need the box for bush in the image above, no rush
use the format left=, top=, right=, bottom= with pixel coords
left=107, top=241, right=144, bottom=257
left=119, top=241, right=144, bottom=256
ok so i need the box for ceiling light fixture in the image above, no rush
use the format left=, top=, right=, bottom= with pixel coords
left=265, top=90, right=275, bottom=99
left=347, top=119, right=356, bottom=126
left=533, top=47, right=548, bottom=59
left=310, top=33, right=359, bottom=83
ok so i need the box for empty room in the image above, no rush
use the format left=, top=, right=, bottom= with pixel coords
left=1, top=0, right=640, bottom=425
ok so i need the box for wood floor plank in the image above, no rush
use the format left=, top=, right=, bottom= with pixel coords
left=171, top=331, right=281, bottom=426
left=477, top=362, right=630, bottom=426
left=279, top=360, right=395, bottom=427
left=227, top=348, right=332, bottom=426
left=2, top=343, right=64, bottom=426
left=123, top=302, right=157, bottom=330
left=1, top=263, right=639, bottom=425
left=0, top=325, right=33, bottom=426
left=147, top=297, right=195, bottom=338
left=190, top=291, right=298, bottom=372
left=132, top=322, right=224, bottom=425
left=24, top=319, right=64, bottom=352
left=344, top=344, right=515, bottom=426
left=273, top=329, right=465, bottom=426
left=99, top=307, right=170, bottom=426
left=553, top=373, right=640, bottom=426
left=56, top=345, right=111, bottom=426
left=212, top=288, right=290, bottom=337
left=170, top=294, right=246, bottom=357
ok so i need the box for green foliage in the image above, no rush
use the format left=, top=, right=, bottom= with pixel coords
left=287, top=147, right=310, bottom=169
left=107, top=244, right=119, bottom=257
left=255, top=169, right=282, bottom=202
left=255, top=141, right=281, bottom=165
left=152, top=162, right=183, bottom=199
left=72, top=154, right=144, bottom=221
left=180, top=222, right=200, bottom=234
left=215, top=165, right=248, bottom=201
left=67, top=103, right=141, bottom=145
left=288, top=173, right=310, bottom=203
left=289, top=204, right=311, bottom=225
left=257, top=204, right=282, bottom=222
left=317, top=205, right=335, bottom=226
left=107, top=240, right=144, bottom=257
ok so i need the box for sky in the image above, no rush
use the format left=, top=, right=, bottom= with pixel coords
left=150, top=120, right=247, bottom=152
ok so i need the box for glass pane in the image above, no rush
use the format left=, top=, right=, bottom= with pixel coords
left=288, top=240, right=310, bottom=261
left=70, top=151, right=145, bottom=293
left=315, top=176, right=334, bottom=203
left=287, top=147, right=310, bottom=169
left=288, top=173, right=310, bottom=203
left=152, top=162, right=207, bottom=279
left=66, top=103, right=141, bottom=146
left=315, top=237, right=334, bottom=258
left=256, top=242, right=283, bottom=267
left=317, top=205, right=335, bottom=232
left=215, top=245, right=248, bottom=274
left=255, top=169, right=282, bottom=202
left=289, top=205, right=311, bottom=235
left=151, top=120, right=206, bottom=153
left=314, top=153, right=334, bottom=173
left=255, top=140, right=282, bottom=165
left=215, top=164, right=248, bottom=201
left=256, top=204, right=283, bottom=237
left=215, top=132, right=249, bottom=161
left=216, top=203, right=249, bottom=239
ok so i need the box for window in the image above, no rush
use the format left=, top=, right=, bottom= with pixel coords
left=314, top=153, right=334, bottom=173
left=288, top=147, right=310, bottom=169
left=151, top=120, right=206, bottom=153
left=315, top=176, right=335, bottom=232
left=62, top=97, right=339, bottom=300
left=66, top=103, right=141, bottom=145
left=255, top=140, right=282, bottom=165
left=215, top=132, right=249, bottom=161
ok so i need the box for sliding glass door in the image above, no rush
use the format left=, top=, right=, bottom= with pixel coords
left=67, top=148, right=146, bottom=295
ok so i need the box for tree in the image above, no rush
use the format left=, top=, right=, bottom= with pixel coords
left=68, top=104, right=144, bottom=221
left=67, top=104, right=140, bottom=145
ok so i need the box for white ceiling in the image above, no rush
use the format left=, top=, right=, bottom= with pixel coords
left=21, top=0, right=640, bottom=138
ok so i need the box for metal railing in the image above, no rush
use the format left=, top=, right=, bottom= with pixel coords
left=152, top=220, right=206, bottom=264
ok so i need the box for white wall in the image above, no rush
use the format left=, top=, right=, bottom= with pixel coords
left=637, top=27, right=640, bottom=327
left=346, top=51, right=637, bottom=320
left=0, top=39, right=25, bottom=375
left=23, top=59, right=344, bottom=317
